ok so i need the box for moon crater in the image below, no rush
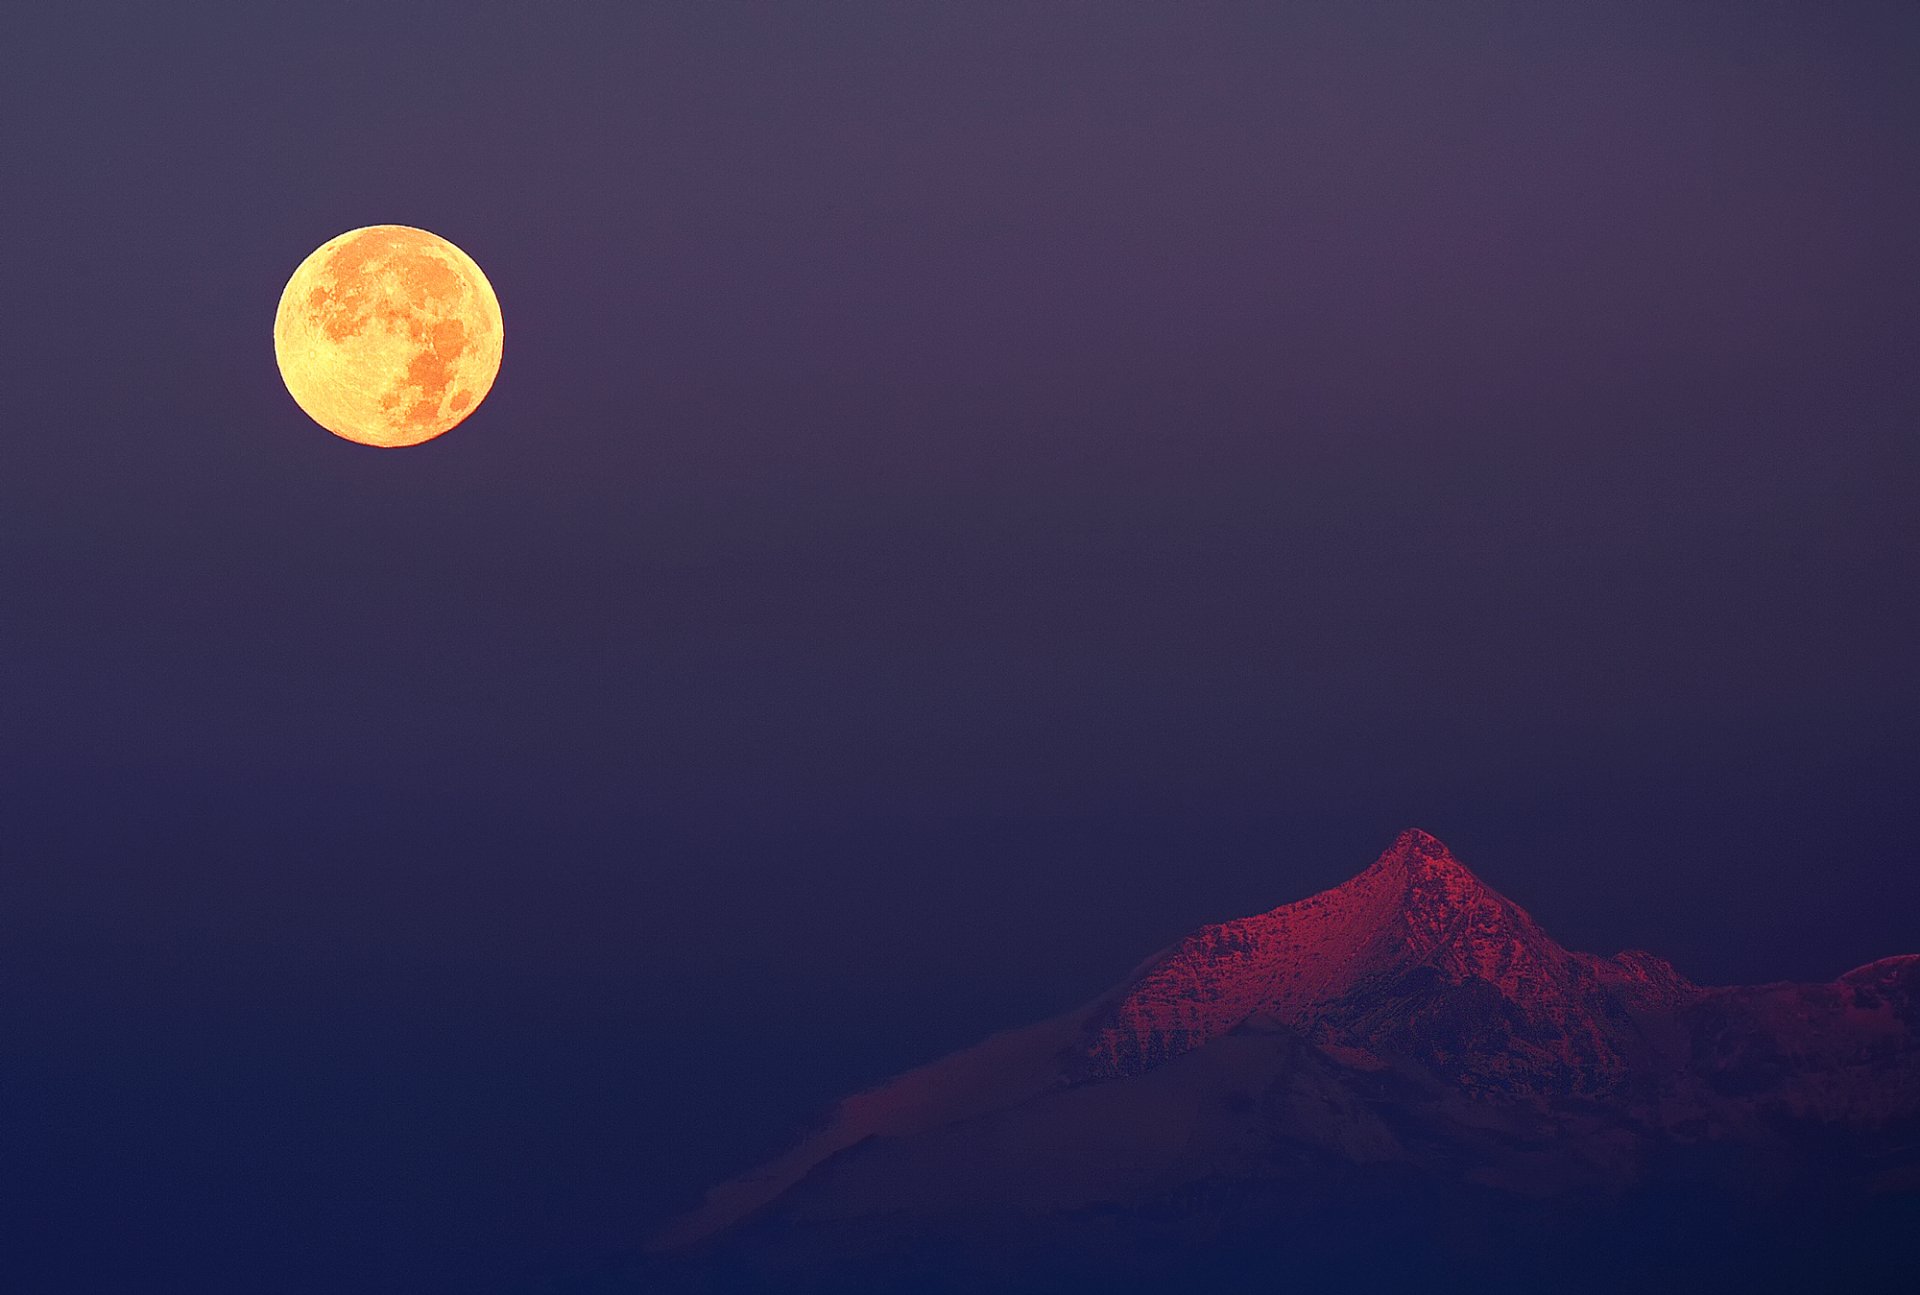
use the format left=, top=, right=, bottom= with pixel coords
left=274, top=225, right=502, bottom=448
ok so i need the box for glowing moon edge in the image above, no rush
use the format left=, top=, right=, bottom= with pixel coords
left=274, top=225, right=503, bottom=448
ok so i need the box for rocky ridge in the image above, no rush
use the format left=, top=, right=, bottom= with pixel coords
left=654, top=830, right=1920, bottom=1262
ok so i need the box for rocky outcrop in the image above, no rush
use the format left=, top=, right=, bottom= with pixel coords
left=657, top=831, right=1918, bottom=1259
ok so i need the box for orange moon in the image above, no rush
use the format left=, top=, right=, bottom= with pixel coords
left=273, top=225, right=503, bottom=448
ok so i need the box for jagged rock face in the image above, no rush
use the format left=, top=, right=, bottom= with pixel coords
left=1081, top=829, right=1695, bottom=1096
left=657, top=831, right=1919, bottom=1260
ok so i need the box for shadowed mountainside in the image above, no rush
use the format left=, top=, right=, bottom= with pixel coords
left=559, top=831, right=1920, bottom=1292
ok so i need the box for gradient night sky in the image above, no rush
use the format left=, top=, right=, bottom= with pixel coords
left=4, top=3, right=1918, bottom=1292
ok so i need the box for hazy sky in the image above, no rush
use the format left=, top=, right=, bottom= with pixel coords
left=4, top=3, right=1918, bottom=1292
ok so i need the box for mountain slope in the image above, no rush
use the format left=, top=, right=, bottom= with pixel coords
left=647, top=829, right=1920, bottom=1279
left=1081, top=828, right=1693, bottom=1095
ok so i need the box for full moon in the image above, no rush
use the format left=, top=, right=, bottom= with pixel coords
left=273, top=225, right=503, bottom=448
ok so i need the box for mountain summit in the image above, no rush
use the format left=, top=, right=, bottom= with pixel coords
left=1083, top=828, right=1692, bottom=1093
left=640, top=832, right=1919, bottom=1290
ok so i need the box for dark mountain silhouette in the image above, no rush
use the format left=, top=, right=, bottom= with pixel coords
left=554, top=831, right=1920, bottom=1293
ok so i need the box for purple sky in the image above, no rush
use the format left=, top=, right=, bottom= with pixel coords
left=3, top=3, right=1918, bottom=1292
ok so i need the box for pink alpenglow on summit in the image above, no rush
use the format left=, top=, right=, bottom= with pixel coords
left=1083, top=829, right=1695, bottom=1093
left=660, top=830, right=1920, bottom=1253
